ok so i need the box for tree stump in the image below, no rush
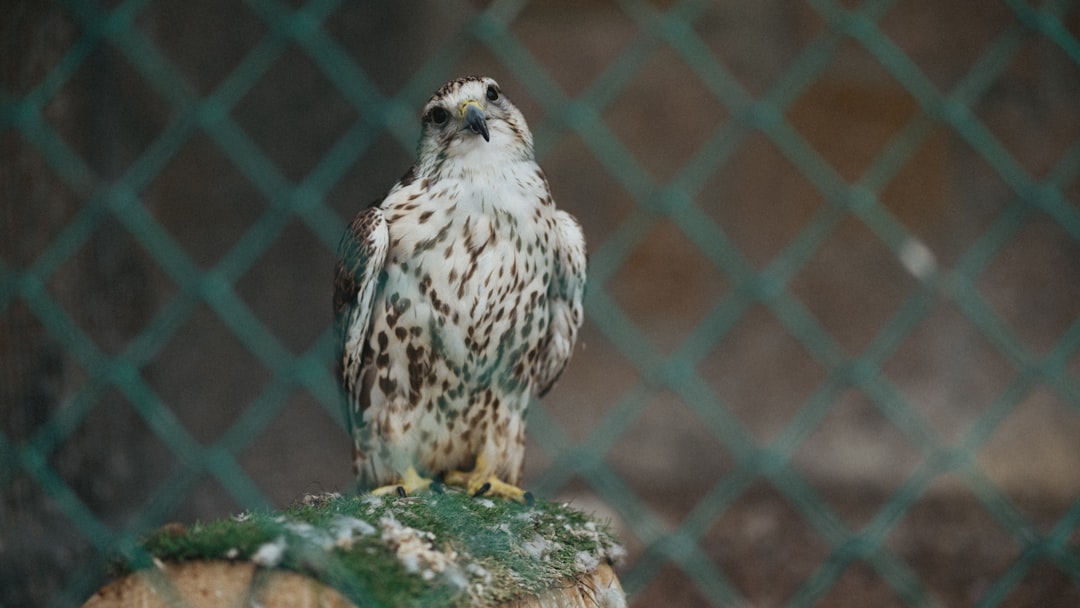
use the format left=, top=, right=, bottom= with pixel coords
left=84, top=492, right=626, bottom=607
left=84, top=561, right=624, bottom=608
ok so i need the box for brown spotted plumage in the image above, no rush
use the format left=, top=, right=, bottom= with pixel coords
left=333, top=76, right=586, bottom=499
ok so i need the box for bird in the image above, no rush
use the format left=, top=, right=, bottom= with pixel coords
left=333, top=76, right=587, bottom=502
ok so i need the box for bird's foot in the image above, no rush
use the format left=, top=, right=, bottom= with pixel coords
left=443, top=456, right=534, bottom=504
left=369, top=466, right=434, bottom=498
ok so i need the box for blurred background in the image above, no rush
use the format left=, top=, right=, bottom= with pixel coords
left=3, top=0, right=1080, bottom=606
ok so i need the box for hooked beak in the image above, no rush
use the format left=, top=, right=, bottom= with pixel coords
left=460, top=100, right=489, bottom=142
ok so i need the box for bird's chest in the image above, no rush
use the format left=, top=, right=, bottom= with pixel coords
left=378, top=198, right=554, bottom=393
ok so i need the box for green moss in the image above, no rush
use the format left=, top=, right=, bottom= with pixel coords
left=128, top=491, right=623, bottom=607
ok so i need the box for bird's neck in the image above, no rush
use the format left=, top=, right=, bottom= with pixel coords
left=423, top=152, right=535, bottom=188
left=419, top=137, right=533, bottom=179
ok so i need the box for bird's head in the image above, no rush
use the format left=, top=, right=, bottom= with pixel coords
left=416, top=76, right=534, bottom=171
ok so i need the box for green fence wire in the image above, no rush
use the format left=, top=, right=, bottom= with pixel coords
left=3, top=0, right=1080, bottom=606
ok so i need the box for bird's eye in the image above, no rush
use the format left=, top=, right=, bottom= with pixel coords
left=427, top=107, right=449, bottom=125
left=486, top=85, right=500, bottom=101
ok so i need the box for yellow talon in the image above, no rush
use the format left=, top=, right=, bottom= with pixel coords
left=444, top=455, right=532, bottom=503
left=369, top=466, right=433, bottom=497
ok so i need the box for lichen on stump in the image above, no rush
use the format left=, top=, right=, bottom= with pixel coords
left=85, top=491, right=626, bottom=608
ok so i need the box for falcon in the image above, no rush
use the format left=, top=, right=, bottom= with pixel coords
left=333, top=76, right=586, bottom=501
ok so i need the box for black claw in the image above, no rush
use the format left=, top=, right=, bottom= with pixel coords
left=473, top=482, right=492, bottom=497
left=396, top=486, right=407, bottom=498
left=523, top=491, right=535, bottom=506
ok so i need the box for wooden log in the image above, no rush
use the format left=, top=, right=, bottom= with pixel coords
left=82, top=492, right=626, bottom=607
left=83, top=561, right=624, bottom=608
left=84, top=561, right=352, bottom=608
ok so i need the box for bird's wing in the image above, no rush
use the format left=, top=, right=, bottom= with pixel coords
left=333, top=205, right=389, bottom=432
left=535, top=210, right=587, bottom=396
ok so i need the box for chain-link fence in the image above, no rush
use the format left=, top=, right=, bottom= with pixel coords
left=3, top=0, right=1080, bottom=606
